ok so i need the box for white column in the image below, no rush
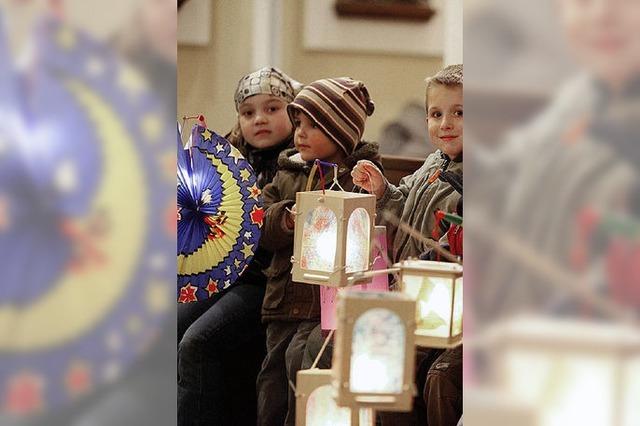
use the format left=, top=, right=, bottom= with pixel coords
left=252, top=0, right=282, bottom=69
left=443, top=0, right=463, bottom=66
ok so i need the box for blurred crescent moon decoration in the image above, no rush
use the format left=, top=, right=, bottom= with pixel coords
left=177, top=124, right=263, bottom=303
left=0, top=15, right=174, bottom=416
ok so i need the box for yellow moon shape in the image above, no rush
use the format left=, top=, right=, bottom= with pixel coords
left=0, top=79, right=146, bottom=351
left=177, top=151, right=243, bottom=275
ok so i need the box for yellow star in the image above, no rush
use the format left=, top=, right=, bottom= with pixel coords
left=240, top=168, right=251, bottom=182
left=146, top=280, right=170, bottom=314
left=141, top=113, right=162, bottom=143
left=229, top=146, right=243, bottom=164
left=241, top=243, right=254, bottom=260
left=118, top=65, right=148, bottom=99
left=202, top=129, right=212, bottom=141
left=234, top=258, right=242, bottom=268
left=57, top=27, right=76, bottom=50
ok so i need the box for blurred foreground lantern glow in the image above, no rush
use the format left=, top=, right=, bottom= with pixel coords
left=296, top=369, right=374, bottom=426
left=292, top=190, right=375, bottom=287
left=486, top=316, right=640, bottom=426
left=332, top=291, right=416, bottom=411
left=396, top=260, right=463, bottom=348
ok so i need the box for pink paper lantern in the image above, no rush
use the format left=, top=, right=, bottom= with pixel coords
left=320, top=226, right=389, bottom=331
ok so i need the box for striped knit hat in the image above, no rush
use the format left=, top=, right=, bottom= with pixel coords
left=287, top=77, right=375, bottom=155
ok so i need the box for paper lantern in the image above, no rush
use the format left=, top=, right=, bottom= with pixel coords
left=320, top=225, right=390, bottom=331
left=291, top=190, right=376, bottom=287
left=332, top=291, right=416, bottom=412
left=296, top=369, right=351, bottom=426
left=396, top=259, right=463, bottom=348
left=487, top=316, right=640, bottom=426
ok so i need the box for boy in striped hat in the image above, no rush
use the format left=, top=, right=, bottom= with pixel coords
left=256, top=77, right=382, bottom=426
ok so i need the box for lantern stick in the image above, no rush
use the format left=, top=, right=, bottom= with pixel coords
left=381, top=210, right=461, bottom=264
left=310, top=329, right=335, bottom=369
left=466, top=210, right=638, bottom=325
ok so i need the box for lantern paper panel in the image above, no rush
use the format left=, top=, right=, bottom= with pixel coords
left=350, top=308, right=405, bottom=394
left=397, top=260, right=463, bottom=348
left=333, top=291, right=416, bottom=411
left=345, top=208, right=371, bottom=273
left=320, top=225, right=389, bottom=332
left=301, top=206, right=338, bottom=272
left=307, top=385, right=351, bottom=426
left=292, top=190, right=376, bottom=287
left=488, top=317, right=640, bottom=426
left=297, top=369, right=351, bottom=426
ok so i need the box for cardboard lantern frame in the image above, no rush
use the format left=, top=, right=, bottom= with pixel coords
left=396, top=259, right=463, bottom=348
left=332, top=291, right=417, bottom=412
left=291, top=189, right=376, bottom=288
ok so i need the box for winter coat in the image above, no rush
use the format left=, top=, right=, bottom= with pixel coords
left=226, top=133, right=295, bottom=287
left=378, top=150, right=462, bottom=263
left=260, top=141, right=382, bottom=322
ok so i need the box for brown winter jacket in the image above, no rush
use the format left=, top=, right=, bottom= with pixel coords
left=260, top=141, right=382, bottom=322
left=378, top=150, right=462, bottom=263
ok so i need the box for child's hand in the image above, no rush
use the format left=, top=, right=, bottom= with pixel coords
left=284, top=204, right=297, bottom=230
left=351, top=160, right=386, bottom=199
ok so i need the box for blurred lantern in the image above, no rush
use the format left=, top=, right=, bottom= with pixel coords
left=291, top=186, right=375, bottom=287
left=332, top=291, right=416, bottom=412
left=485, top=316, right=640, bottom=426
left=396, top=259, right=463, bottom=348
left=320, top=225, right=390, bottom=332
left=465, top=388, right=538, bottom=426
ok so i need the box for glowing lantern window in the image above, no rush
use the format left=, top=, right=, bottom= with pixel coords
left=396, top=260, right=463, bottom=348
left=292, top=190, right=375, bottom=287
left=485, top=316, right=640, bottom=426
left=296, top=369, right=374, bottom=426
left=333, top=291, right=416, bottom=411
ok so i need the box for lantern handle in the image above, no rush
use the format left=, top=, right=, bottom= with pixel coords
left=328, top=163, right=345, bottom=192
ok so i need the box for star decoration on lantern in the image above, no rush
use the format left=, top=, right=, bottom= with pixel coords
left=65, top=361, right=92, bottom=397
left=229, top=146, right=243, bottom=164
left=56, top=27, right=76, bottom=50
left=206, top=278, right=219, bottom=296
left=250, top=205, right=264, bottom=226
left=240, top=168, right=252, bottom=182
left=241, top=243, right=254, bottom=260
left=4, top=372, right=45, bottom=415
left=178, top=283, right=198, bottom=303
left=215, top=143, right=225, bottom=153
left=249, top=184, right=261, bottom=201
left=202, top=129, right=213, bottom=141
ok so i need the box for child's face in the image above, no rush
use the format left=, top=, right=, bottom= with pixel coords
left=238, top=94, right=293, bottom=149
left=559, top=0, right=640, bottom=87
left=427, top=85, right=463, bottom=159
left=293, top=111, right=345, bottom=163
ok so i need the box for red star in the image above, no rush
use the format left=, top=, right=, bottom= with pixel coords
left=205, top=278, right=219, bottom=296
left=178, top=283, right=198, bottom=303
left=250, top=206, right=264, bottom=226
left=65, top=362, right=92, bottom=396
left=4, top=371, right=44, bottom=415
